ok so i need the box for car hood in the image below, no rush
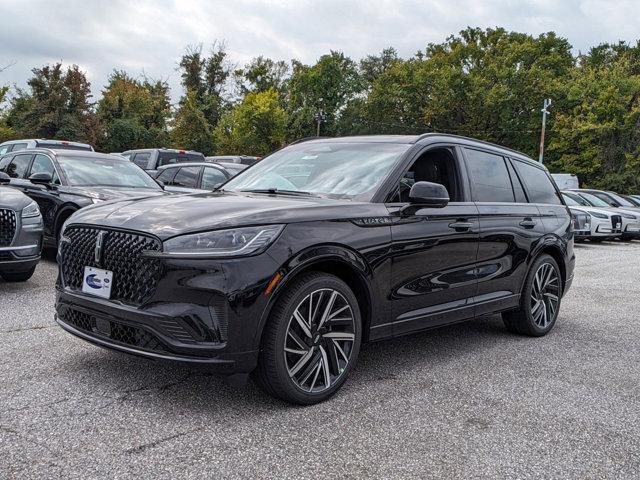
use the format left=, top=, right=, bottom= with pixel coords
left=67, top=191, right=383, bottom=240
left=0, top=185, right=32, bottom=210
left=60, top=186, right=167, bottom=202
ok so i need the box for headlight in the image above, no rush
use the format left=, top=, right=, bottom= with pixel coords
left=589, top=211, right=608, bottom=219
left=163, top=225, right=284, bottom=257
left=21, top=201, right=40, bottom=218
left=621, top=213, right=637, bottom=220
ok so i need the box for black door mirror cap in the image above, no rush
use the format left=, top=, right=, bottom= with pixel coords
left=408, top=181, right=450, bottom=208
left=0, top=171, right=10, bottom=184
left=29, top=172, right=53, bottom=186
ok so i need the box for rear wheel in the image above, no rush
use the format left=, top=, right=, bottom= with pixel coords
left=254, top=272, right=361, bottom=405
left=0, top=267, right=36, bottom=282
left=503, top=254, right=561, bottom=336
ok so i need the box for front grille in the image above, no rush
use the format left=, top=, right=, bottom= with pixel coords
left=59, top=227, right=163, bottom=305
left=612, top=215, right=622, bottom=231
left=0, top=209, right=17, bottom=247
left=60, top=307, right=167, bottom=353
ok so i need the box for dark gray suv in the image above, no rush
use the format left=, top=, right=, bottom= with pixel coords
left=0, top=172, right=43, bottom=281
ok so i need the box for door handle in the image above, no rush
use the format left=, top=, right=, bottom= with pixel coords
left=448, top=221, right=473, bottom=231
left=519, top=218, right=536, bottom=229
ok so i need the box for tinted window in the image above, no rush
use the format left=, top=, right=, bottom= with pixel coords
left=605, top=192, right=634, bottom=207
left=577, top=192, right=610, bottom=207
left=562, top=191, right=590, bottom=206
left=10, top=143, right=28, bottom=152
left=0, top=145, right=10, bottom=155
left=201, top=167, right=228, bottom=190
left=0, top=155, right=13, bottom=171
left=513, top=160, right=563, bottom=205
left=506, top=160, right=527, bottom=202
left=132, top=152, right=151, bottom=169
left=465, top=149, right=514, bottom=202
left=156, top=167, right=178, bottom=184
left=6, top=154, right=32, bottom=178
left=158, top=152, right=204, bottom=167
left=57, top=156, right=160, bottom=188
left=172, top=166, right=201, bottom=188
left=30, top=154, right=60, bottom=184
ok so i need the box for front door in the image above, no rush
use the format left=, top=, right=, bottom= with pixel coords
left=385, top=145, right=479, bottom=336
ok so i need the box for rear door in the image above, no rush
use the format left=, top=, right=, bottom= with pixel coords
left=386, top=144, right=479, bottom=336
left=463, top=148, right=545, bottom=315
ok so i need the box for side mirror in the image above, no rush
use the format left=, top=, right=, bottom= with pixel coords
left=408, top=181, right=449, bottom=208
left=29, top=172, right=53, bottom=187
left=0, top=172, right=10, bottom=185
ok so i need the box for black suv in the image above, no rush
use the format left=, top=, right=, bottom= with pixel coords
left=0, top=149, right=165, bottom=247
left=122, top=148, right=205, bottom=175
left=55, top=134, right=574, bottom=404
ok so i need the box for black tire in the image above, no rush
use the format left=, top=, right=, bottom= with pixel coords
left=503, top=254, right=561, bottom=337
left=253, top=272, right=362, bottom=405
left=0, top=267, right=36, bottom=282
left=589, top=237, right=605, bottom=243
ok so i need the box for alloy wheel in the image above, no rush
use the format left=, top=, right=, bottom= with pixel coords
left=284, top=288, right=356, bottom=393
left=530, top=262, right=560, bottom=328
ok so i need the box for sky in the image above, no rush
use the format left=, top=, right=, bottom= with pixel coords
left=0, top=0, right=639, bottom=104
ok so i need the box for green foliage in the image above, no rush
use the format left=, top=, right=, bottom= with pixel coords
left=214, top=89, right=287, bottom=155
left=235, top=56, right=289, bottom=95
left=171, top=90, right=215, bottom=154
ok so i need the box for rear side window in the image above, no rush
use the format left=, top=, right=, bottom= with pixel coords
left=513, top=160, right=563, bottom=205
left=506, top=160, right=527, bottom=203
left=156, top=167, right=178, bottom=184
left=132, top=152, right=151, bottom=169
left=0, top=155, right=13, bottom=171
left=6, top=154, right=32, bottom=178
left=465, top=148, right=514, bottom=202
left=0, top=145, right=10, bottom=155
left=158, top=152, right=204, bottom=167
left=172, top=166, right=201, bottom=188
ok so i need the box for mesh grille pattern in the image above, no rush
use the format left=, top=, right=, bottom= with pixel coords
left=612, top=215, right=622, bottom=231
left=60, top=227, right=163, bottom=305
left=0, top=209, right=16, bottom=247
left=60, top=307, right=167, bottom=353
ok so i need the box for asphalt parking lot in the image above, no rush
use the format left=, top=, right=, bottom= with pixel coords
left=1, top=242, right=639, bottom=479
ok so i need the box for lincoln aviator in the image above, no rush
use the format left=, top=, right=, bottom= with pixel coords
left=55, top=134, right=574, bottom=404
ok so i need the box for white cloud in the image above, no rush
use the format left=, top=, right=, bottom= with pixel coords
left=0, top=0, right=638, bottom=103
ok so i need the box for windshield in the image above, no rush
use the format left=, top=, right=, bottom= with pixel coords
left=606, top=192, right=634, bottom=207
left=58, top=156, right=160, bottom=188
left=578, top=192, right=610, bottom=207
left=223, top=142, right=411, bottom=200
left=562, top=193, right=583, bottom=206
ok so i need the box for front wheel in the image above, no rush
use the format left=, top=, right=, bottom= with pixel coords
left=254, top=272, right=362, bottom=405
left=503, top=254, right=562, bottom=336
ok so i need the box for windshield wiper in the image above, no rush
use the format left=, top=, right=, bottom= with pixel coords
left=240, top=188, right=316, bottom=197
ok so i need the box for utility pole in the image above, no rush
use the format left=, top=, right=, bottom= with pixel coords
left=538, top=98, right=552, bottom=163
left=314, top=98, right=326, bottom=137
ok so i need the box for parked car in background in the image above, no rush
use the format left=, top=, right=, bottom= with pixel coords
left=154, top=162, right=233, bottom=193
left=561, top=191, right=623, bottom=241
left=629, top=194, right=640, bottom=203
left=551, top=173, right=579, bottom=190
left=568, top=190, right=640, bottom=240
left=122, top=148, right=205, bottom=175
left=569, top=208, right=591, bottom=241
left=0, top=149, right=166, bottom=247
left=620, top=194, right=640, bottom=207
left=0, top=139, right=93, bottom=155
left=0, top=172, right=43, bottom=281
left=205, top=155, right=260, bottom=166
left=573, top=188, right=640, bottom=212
left=55, top=133, right=574, bottom=405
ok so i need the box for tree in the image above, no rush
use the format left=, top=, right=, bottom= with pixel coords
left=171, top=89, right=215, bottom=154
left=6, top=63, right=95, bottom=142
left=97, top=70, right=171, bottom=151
left=214, top=89, right=287, bottom=155
left=235, top=56, right=289, bottom=95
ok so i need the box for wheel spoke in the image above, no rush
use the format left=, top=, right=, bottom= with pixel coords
left=323, top=331, right=355, bottom=342
left=287, top=329, right=307, bottom=350
left=308, top=361, right=322, bottom=391
left=317, top=290, right=338, bottom=329
left=293, top=310, right=312, bottom=338
left=326, top=339, right=341, bottom=376
left=288, top=348, right=315, bottom=377
left=296, top=351, right=321, bottom=385
left=332, top=339, right=350, bottom=364
left=319, top=345, right=331, bottom=388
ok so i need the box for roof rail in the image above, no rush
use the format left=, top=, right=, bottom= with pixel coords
left=415, top=132, right=530, bottom=158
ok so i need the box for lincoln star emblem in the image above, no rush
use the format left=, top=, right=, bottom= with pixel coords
left=94, top=231, right=106, bottom=266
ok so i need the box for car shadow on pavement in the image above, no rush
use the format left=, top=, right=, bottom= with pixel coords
left=58, top=314, right=510, bottom=411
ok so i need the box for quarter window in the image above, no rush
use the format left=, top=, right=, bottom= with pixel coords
left=0, top=145, right=10, bottom=155
left=512, top=160, right=563, bottom=205
left=6, top=154, right=32, bottom=178
left=10, top=143, right=28, bottom=152
left=465, top=149, right=514, bottom=202
left=172, top=166, right=201, bottom=188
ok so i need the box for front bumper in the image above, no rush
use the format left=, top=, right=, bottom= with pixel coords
left=55, top=251, right=281, bottom=374
left=0, top=216, right=43, bottom=272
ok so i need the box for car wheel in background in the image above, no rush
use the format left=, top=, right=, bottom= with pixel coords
left=254, top=272, right=362, bottom=405
left=503, top=254, right=561, bottom=337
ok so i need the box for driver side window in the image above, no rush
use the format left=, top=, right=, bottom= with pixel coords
left=30, top=154, right=60, bottom=184
left=386, top=147, right=461, bottom=203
